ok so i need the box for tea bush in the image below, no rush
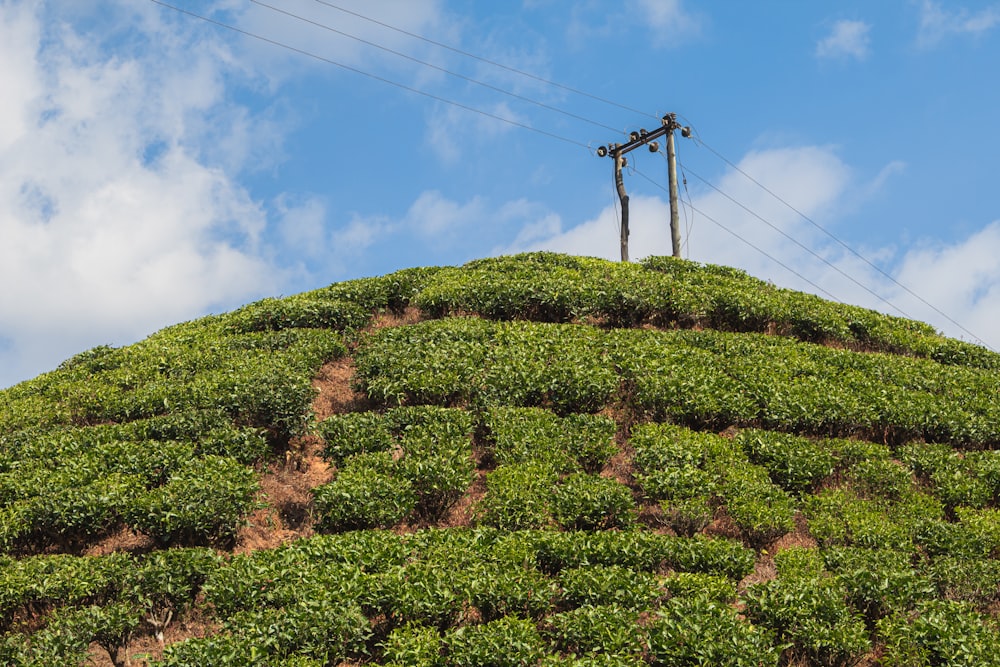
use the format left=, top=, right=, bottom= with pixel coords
left=313, top=468, right=416, bottom=531
left=126, top=455, right=259, bottom=547
left=557, top=564, right=662, bottom=610
left=224, top=296, right=370, bottom=334
left=738, top=429, right=836, bottom=494
left=646, top=595, right=780, bottom=666
left=380, top=622, right=443, bottom=666
left=721, top=465, right=795, bottom=548
left=484, top=407, right=617, bottom=473
left=318, top=411, right=394, bottom=465
left=550, top=473, right=635, bottom=531
left=823, top=547, right=933, bottom=624
left=744, top=574, right=870, bottom=666
left=877, top=600, right=1000, bottom=667
left=444, top=616, right=547, bottom=667
left=467, top=563, right=553, bottom=621
left=544, top=604, right=644, bottom=658
left=661, top=571, right=735, bottom=603
left=475, top=463, right=557, bottom=530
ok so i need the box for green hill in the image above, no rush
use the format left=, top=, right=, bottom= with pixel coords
left=2, top=252, right=1000, bottom=666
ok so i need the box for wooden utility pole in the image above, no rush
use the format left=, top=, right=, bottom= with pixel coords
left=596, top=113, right=690, bottom=261
left=666, top=127, right=681, bottom=257
left=613, top=146, right=629, bottom=262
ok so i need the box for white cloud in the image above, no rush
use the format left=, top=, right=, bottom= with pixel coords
left=917, top=0, right=1000, bottom=47
left=404, top=190, right=486, bottom=236
left=567, top=0, right=703, bottom=49
left=501, top=144, right=1000, bottom=350
left=816, top=20, right=872, bottom=60
left=234, top=0, right=450, bottom=79
left=424, top=101, right=525, bottom=163
left=630, top=0, right=704, bottom=43
left=0, top=2, right=294, bottom=387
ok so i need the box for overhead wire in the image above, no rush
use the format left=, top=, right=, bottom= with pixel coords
left=678, top=161, right=916, bottom=320
left=154, top=0, right=990, bottom=348
left=250, top=0, right=624, bottom=135
left=630, top=166, right=844, bottom=303
left=689, top=135, right=991, bottom=348
left=678, top=160, right=694, bottom=259
left=148, top=0, right=591, bottom=151
left=308, top=0, right=658, bottom=120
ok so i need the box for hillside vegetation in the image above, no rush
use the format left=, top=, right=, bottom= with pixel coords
left=2, top=252, right=1000, bottom=666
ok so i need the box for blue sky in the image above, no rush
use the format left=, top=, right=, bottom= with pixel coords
left=2, top=0, right=1000, bottom=387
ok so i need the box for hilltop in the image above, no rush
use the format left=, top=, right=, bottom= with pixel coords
left=2, top=252, right=1000, bottom=666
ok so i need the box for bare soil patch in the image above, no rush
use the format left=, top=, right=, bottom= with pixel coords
left=312, top=357, right=368, bottom=420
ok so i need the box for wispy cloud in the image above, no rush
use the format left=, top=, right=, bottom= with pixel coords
left=816, top=20, right=872, bottom=61
left=916, top=0, right=1000, bottom=47
left=568, top=0, right=704, bottom=49
left=631, top=0, right=704, bottom=43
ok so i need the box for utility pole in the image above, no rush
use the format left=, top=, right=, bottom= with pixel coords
left=597, top=113, right=691, bottom=261
left=613, top=145, right=629, bottom=262
left=666, top=126, right=682, bottom=258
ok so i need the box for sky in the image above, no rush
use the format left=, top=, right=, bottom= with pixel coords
left=2, top=0, right=1000, bottom=388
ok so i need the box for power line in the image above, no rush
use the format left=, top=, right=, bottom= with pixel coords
left=251, top=0, right=623, bottom=135
left=679, top=162, right=916, bottom=320
left=691, top=136, right=991, bottom=348
left=148, top=0, right=591, bottom=151
left=630, top=167, right=844, bottom=303
left=309, top=0, right=658, bottom=120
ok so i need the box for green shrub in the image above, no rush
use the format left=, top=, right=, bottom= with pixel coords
left=823, top=547, right=933, bottom=624
left=544, top=604, right=643, bottom=657
left=877, top=600, right=1000, bottom=667
left=558, top=564, right=662, bottom=610
left=398, top=445, right=474, bottom=523
left=773, top=546, right=825, bottom=579
left=802, top=489, right=915, bottom=551
left=484, top=407, right=616, bottom=473
left=927, top=556, right=1000, bottom=608
left=313, top=468, right=415, bottom=531
left=661, top=571, right=736, bottom=603
left=318, top=411, right=394, bottom=465
left=444, top=616, right=547, bottom=667
left=646, top=595, right=780, bottom=666
left=722, top=466, right=795, bottom=548
left=476, top=463, right=557, bottom=530
left=224, top=296, right=370, bottom=334
left=744, top=575, right=870, bottom=667
left=123, top=547, right=220, bottom=643
left=126, top=455, right=258, bottom=547
left=223, top=597, right=371, bottom=664
left=848, top=458, right=915, bottom=500
left=659, top=495, right=715, bottom=537
left=380, top=623, right=443, bottom=666
left=154, top=634, right=253, bottom=666
left=355, top=317, right=493, bottom=406
left=480, top=322, right=618, bottom=414
left=468, top=564, right=553, bottom=621
left=738, top=429, right=836, bottom=494
left=551, top=473, right=634, bottom=531
left=375, top=561, right=471, bottom=630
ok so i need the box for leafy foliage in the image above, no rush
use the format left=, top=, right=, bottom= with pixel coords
left=6, top=252, right=1000, bottom=665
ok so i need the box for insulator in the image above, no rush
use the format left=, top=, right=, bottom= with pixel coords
left=648, top=141, right=660, bottom=153
left=681, top=126, right=692, bottom=138
left=629, top=131, right=640, bottom=142
left=620, top=157, right=628, bottom=168
left=640, top=128, right=648, bottom=136
left=596, top=146, right=608, bottom=157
